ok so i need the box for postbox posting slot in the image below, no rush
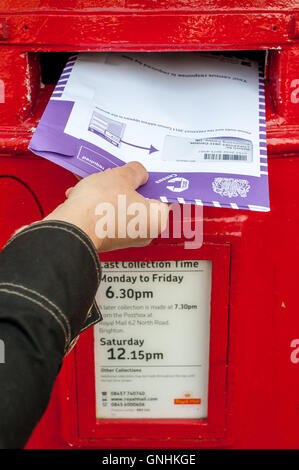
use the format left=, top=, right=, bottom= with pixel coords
left=37, top=50, right=267, bottom=86
left=30, top=49, right=291, bottom=158
left=4, top=47, right=299, bottom=156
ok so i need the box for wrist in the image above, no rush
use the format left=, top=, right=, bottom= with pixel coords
left=44, top=200, right=103, bottom=251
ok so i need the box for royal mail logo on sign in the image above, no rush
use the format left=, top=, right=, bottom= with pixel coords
left=174, top=392, right=201, bottom=405
left=174, top=398, right=202, bottom=405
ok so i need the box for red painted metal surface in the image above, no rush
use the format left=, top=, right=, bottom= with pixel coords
left=0, top=0, right=298, bottom=449
left=0, top=156, right=77, bottom=246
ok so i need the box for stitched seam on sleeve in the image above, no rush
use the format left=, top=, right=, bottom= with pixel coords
left=64, top=335, right=79, bottom=356
left=84, top=303, right=93, bottom=323
left=91, top=300, right=102, bottom=319
left=4, top=224, right=101, bottom=283
left=79, top=317, right=102, bottom=333
left=0, top=282, right=71, bottom=342
left=79, top=301, right=102, bottom=333
left=0, top=288, right=68, bottom=348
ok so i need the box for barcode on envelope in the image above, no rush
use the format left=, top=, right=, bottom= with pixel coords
left=203, top=153, right=248, bottom=161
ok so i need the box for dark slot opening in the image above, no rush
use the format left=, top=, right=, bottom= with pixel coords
left=40, top=52, right=71, bottom=85
left=39, top=50, right=267, bottom=85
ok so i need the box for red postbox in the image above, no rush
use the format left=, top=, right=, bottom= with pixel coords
left=0, top=0, right=299, bottom=449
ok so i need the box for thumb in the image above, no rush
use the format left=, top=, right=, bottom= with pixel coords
left=65, top=187, right=74, bottom=199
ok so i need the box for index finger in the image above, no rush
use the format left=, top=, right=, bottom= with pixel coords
left=116, top=161, right=149, bottom=190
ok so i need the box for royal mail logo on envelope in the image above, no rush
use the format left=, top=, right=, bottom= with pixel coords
left=212, top=177, right=251, bottom=198
left=29, top=52, right=269, bottom=211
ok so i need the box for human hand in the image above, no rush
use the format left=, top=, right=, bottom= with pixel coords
left=45, top=162, right=169, bottom=252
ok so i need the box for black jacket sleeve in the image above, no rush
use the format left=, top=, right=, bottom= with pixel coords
left=0, top=220, right=102, bottom=449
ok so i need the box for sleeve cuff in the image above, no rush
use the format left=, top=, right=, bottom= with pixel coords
left=1, top=220, right=103, bottom=354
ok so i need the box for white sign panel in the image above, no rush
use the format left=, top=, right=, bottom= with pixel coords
left=94, top=260, right=212, bottom=419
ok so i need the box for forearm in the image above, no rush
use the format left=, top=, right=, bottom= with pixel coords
left=0, top=220, right=102, bottom=448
